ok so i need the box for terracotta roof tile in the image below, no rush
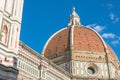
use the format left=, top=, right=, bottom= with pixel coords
left=43, top=26, right=118, bottom=61
left=74, top=27, right=104, bottom=52
left=44, top=28, right=70, bottom=57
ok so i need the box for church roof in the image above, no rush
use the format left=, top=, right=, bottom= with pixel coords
left=42, top=7, right=118, bottom=61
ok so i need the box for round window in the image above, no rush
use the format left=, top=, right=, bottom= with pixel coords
left=87, top=67, right=95, bottom=74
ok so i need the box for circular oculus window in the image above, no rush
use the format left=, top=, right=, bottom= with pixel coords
left=87, top=67, right=95, bottom=74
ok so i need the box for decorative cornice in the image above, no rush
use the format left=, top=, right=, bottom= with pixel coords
left=19, top=41, right=72, bottom=77
left=19, top=41, right=42, bottom=60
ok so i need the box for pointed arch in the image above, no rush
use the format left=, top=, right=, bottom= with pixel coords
left=1, top=25, right=8, bottom=44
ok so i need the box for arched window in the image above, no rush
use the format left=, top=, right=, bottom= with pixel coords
left=1, top=25, right=8, bottom=44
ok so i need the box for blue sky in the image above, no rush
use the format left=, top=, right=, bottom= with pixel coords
left=20, top=0, right=120, bottom=60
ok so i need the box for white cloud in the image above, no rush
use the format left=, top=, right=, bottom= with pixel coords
left=109, top=12, right=114, bottom=20
left=86, top=24, right=96, bottom=28
left=111, top=40, right=119, bottom=45
left=102, top=33, right=115, bottom=39
left=102, top=33, right=120, bottom=45
left=94, top=26, right=105, bottom=32
left=109, top=12, right=119, bottom=23
left=87, top=24, right=105, bottom=32
left=87, top=24, right=120, bottom=45
left=111, top=37, right=120, bottom=45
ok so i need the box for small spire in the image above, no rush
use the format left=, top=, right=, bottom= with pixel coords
left=68, top=6, right=81, bottom=26
left=72, top=6, right=75, bottom=12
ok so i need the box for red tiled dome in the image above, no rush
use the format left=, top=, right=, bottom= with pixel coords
left=43, top=25, right=118, bottom=61
left=43, top=27, right=70, bottom=58
left=43, top=7, right=118, bottom=61
left=73, top=26, right=104, bottom=52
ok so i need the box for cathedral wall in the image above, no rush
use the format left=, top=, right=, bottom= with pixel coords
left=18, top=42, right=71, bottom=80
left=117, top=69, right=120, bottom=80
left=40, top=59, right=71, bottom=80
left=71, top=60, right=117, bottom=79
left=58, top=61, right=71, bottom=73
left=17, top=42, right=40, bottom=80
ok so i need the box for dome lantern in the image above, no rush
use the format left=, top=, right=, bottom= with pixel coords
left=68, top=7, right=81, bottom=26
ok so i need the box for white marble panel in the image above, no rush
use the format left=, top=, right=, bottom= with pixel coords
left=5, top=0, right=13, bottom=14
left=0, top=0, right=5, bottom=9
